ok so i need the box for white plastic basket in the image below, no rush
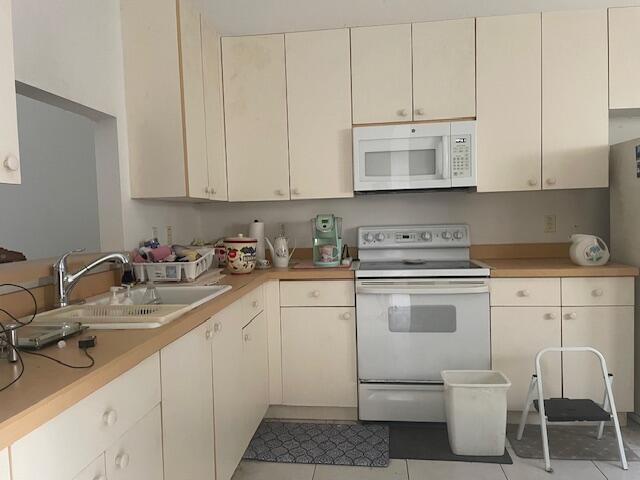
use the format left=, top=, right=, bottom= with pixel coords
left=133, top=249, right=214, bottom=283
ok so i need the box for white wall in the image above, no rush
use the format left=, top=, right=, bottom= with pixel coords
left=11, top=0, right=201, bottom=250
left=198, top=188, right=610, bottom=249
left=0, top=95, right=100, bottom=259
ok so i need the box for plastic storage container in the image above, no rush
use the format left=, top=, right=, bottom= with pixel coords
left=133, top=249, right=214, bottom=283
left=441, top=370, right=511, bottom=456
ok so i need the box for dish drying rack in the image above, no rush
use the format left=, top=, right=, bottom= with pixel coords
left=133, top=249, right=214, bottom=282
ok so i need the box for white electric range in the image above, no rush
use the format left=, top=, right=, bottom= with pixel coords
left=355, top=224, right=491, bottom=422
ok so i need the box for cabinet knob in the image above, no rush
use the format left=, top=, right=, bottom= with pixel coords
left=102, top=409, right=118, bottom=427
left=517, top=289, right=530, bottom=297
left=528, top=178, right=539, bottom=187
left=565, top=312, right=577, bottom=320
left=205, top=329, right=213, bottom=340
left=545, top=312, right=557, bottom=320
left=213, top=322, right=222, bottom=333
left=592, top=288, right=604, bottom=297
left=205, top=187, right=210, bottom=194
left=93, top=475, right=106, bottom=480
left=115, top=452, right=130, bottom=470
left=398, top=109, right=409, bottom=117
left=415, top=108, right=425, bottom=116
left=341, top=312, right=352, bottom=320
left=3, top=155, right=19, bottom=172
left=292, top=188, right=300, bottom=195
left=252, top=300, right=259, bottom=308
left=546, top=177, right=557, bottom=186
left=244, top=333, right=252, bottom=342
left=311, top=290, right=321, bottom=298
left=275, top=189, right=286, bottom=196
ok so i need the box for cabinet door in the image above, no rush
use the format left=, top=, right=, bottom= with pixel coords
left=476, top=14, right=541, bottom=192
left=609, top=7, right=640, bottom=109
left=0, top=448, right=10, bottom=480
left=201, top=17, right=228, bottom=200
left=286, top=29, right=353, bottom=199
left=211, top=302, right=245, bottom=480
left=281, top=307, right=357, bottom=407
left=161, top=320, right=215, bottom=480
left=242, top=311, right=269, bottom=439
left=178, top=0, right=208, bottom=199
left=223, top=35, right=290, bottom=201
left=542, top=10, right=608, bottom=190
left=73, top=455, right=106, bottom=480
left=412, top=19, right=475, bottom=121
left=0, top=0, right=20, bottom=184
left=351, top=24, right=412, bottom=124
left=562, top=306, right=634, bottom=412
left=491, top=307, right=562, bottom=410
left=105, top=405, right=163, bottom=480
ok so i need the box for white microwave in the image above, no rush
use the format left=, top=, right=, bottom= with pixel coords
left=352, top=121, right=476, bottom=192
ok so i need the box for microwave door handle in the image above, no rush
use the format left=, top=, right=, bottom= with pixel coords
left=441, top=136, right=450, bottom=180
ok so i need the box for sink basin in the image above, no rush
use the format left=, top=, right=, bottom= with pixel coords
left=34, top=285, right=231, bottom=329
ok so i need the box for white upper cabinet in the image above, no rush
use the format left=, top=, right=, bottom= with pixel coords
left=0, top=0, right=20, bottom=184
left=179, top=0, right=208, bottom=200
left=412, top=19, right=476, bottom=121
left=223, top=35, right=290, bottom=201
left=542, top=9, right=609, bottom=190
left=0, top=448, right=9, bottom=480
left=351, top=24, right=413, bottom=124
left=476, top=14, right=542, bottom=192
left=609, top=7, right=640, bottom=109
left=202, top=17, right=228, bottom=201
left=285, top=29, right=353, bottom=199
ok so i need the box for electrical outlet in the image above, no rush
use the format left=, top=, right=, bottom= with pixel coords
left=151, top=226, right=159, bottom=240
left=166, top=225, right=173, bottom=245
left=544, top=215, right=557, bottom=234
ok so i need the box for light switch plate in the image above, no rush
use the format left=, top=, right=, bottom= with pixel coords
left=544, top=215, right=557, bottom=233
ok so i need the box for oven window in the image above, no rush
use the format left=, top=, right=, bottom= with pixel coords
left=388, top=305, right=457, bottom=333
left=364, top=150, right=437, bottom=177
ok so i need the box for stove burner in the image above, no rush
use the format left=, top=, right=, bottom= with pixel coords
left=403, top=259, right=427, bottom=265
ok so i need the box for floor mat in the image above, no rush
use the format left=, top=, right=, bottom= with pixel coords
left=243, top=421, right=390, bottom=467
left=506, top=424, right=639, bottom=461
left=389, top=422, right=513, bottom=464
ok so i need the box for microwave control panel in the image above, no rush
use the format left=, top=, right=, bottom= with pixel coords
left=451, top=135, right=472, bottom=178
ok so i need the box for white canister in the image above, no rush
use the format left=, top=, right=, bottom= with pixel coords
left=223, top=234, right=257, bottom=274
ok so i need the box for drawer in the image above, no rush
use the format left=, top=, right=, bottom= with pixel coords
left=280, top=280, right=355, bottom=307
left=562, top=277, right=634, bottom=306
left=11, top=353, right=161, bottom=480
left=242, top=285, right=265, bottom=322
left=490, top=278, right=560, bottom=306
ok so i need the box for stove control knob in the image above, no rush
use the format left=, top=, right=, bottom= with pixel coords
left=453, top=231, right=464, bottom=240
left=375, top=233, right=385, bottom=242
left=421, top=232, right=433, bottom=242
left=442, top=231, right=452, bottom=240
left=364, top=233, right=374, bottom=243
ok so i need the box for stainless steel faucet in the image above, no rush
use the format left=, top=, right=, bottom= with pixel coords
left=53, top=249, right=131, bottom=308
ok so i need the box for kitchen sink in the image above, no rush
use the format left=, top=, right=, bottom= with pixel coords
left=33, top=285, right=231, bottom=329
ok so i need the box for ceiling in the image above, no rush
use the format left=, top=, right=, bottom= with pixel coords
left=202, top=0, right=640, bottom=35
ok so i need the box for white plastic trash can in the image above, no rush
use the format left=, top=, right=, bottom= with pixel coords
left=441, top=370, right=511, bottom=456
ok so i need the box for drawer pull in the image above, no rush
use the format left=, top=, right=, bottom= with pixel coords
left=252, top=300, right=259, bottom=308
left=545, top=312, right=557, bottom=320
left=205, top=329, right=213, bottom=340
left=311, top=290, right=321, bottom=298
left=213, top=322, right=222, bottom=333
left=341, top=312, right=352, bottom=320
left=517, top=289, right=530, bottom=297
left=115, top=452, right=130, bottom=470
left=244, top=333, right=252, bottom=342
left=565, top=312, right=577, bottom=320
left=102, top=409, right=118, bottom=427
left=592, top=288, right=604, bottom=297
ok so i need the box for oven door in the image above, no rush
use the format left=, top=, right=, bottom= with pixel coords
left=355, top=278, right=490, bottom=382
left=353, top=123, right=451, bottom=191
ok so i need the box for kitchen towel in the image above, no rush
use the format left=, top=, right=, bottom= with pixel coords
left=249, top=220, right=266, bottom=261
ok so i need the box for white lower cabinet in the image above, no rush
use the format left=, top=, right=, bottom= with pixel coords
left=242, top=312, right=269, bottom=440
left=281, top=307, right=357, bottom=407
left=106, top=405, right=164, bottom=480
left=562, top=306, right=634, bottom=412
left=73, top=455, right=106, bottom=480
left=161, top=320, right=215, bottom=480
left=491, top=307, right=562, bottom=410
left=0, top=448, right=10, bottom=480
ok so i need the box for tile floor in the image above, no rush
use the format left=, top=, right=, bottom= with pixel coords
left=231, top=422, right=640, bottom=480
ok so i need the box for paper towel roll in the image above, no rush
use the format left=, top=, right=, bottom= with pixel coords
left=249, top=220, right=266, bottom=261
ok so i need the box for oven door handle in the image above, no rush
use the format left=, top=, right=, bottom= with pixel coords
left=356, top=284, right=489, bottom=295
